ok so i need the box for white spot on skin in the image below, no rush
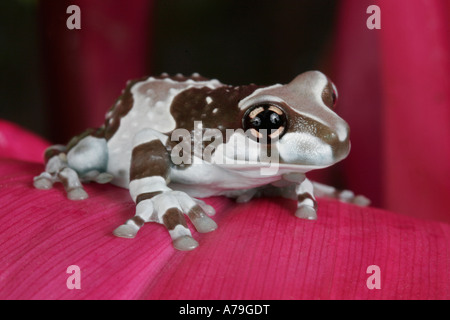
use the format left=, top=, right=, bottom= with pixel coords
left=155, top=101, right=165, bottom=108
left=206, top=96, right=213, bottom=104
left=212, top=108, right=218, bottom=114
left=278, top=132, right=333, bottom=165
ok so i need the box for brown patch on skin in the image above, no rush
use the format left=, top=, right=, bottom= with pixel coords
left=131, top=216, right=145, bottom=228
left=135, top=191, right=163, bottom=204
left=297, top=192, right=318, bottom=210
left=44, top=147, right=65, bottom=163
left=162, top=208, right=188, bottom=230
left=187, top=205, right=205, bottom=221
left=287, top=111, right=337, bottom=144
left=135, top=74, right=217, bottom=110
left=65, top=127, right=106, bottom=153
left=170, top=85, right=262, bottom=140
left=104, top=76, right=148, bottom=140
left=167, top=84, right=262, bottom=168
left=130, top=140, right=170, bottom=181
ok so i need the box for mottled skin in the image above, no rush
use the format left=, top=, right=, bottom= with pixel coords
left=34, top=71, right=369, bottom=251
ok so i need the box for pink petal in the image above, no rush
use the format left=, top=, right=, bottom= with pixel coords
left=0, top=120, right=49, bottom=163
left=0, top=159, right=449, bottom=300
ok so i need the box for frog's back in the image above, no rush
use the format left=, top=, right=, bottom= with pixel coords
left=105, top=74, right=224, bottom=186
left=104, top=73, right=223, bottom=139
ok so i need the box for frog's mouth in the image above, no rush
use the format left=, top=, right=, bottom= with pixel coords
left=201, top=129, right=350, bottom=176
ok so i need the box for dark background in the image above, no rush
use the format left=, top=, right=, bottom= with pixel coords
left=0, top=0, right=338, bottom=141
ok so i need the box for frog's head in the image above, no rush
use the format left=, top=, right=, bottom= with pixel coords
left=222, top=71, right=350, bottom=174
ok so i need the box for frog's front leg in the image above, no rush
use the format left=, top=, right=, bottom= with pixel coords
left=249, top=173, right=318, bottom=220
left=113, top=129, right=217, bottom=251
left=294, top=178, right=319, bottom=220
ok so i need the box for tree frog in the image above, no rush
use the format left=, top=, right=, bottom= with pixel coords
left=34, top=71, right=369, bottom=251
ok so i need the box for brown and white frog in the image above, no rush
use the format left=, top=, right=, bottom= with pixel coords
left=34, top=71, right=369, bottom=251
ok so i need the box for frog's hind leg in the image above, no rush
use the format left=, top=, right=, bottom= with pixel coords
left=34, top=134, right=110, bottom=200
left=33, top=145, right=65, bottom=190
left=33, top=145, right=89, bottom=200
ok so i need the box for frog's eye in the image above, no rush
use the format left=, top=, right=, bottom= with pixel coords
left=322, top=80, right=338, bottom=109
left=243, top=104, right=287, bottom=142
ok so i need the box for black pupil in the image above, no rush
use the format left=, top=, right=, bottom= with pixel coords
left=244, top=104, right=287, bottom=140
left=251, top=108, right=282, bottom=131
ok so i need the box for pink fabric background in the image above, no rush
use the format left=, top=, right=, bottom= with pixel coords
left=1, top=0, right=449, bottom=299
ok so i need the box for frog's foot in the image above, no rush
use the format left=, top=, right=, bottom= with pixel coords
left=33, top=172, right=54, bottom=190
left=58, top=167, right=89, bottom=200
left=295, top=205, right=317, bottom=220
left=81, top=170, right=114, bottom=184
left=226, top=187, right=268, bottom=203
left=312, top=181, right=371, bottom=207
left=186, top=203, right=218, bottom=233
left=113, top=216, right=144, bottom=238
left=113, top=190, right=217, bottom=251
left=235, top=189, right=259, bottom=203
left=193, top=198, right=216, bottom=216
left=342, top=191, right=371, bottom=206
left=33, top=153, right=89, bottom=201
left=34, top=138, right=111, bottom=200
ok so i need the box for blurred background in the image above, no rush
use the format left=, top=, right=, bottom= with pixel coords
left=0, top=0, right=449, bottom=223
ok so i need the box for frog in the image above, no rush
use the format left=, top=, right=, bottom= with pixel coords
left=33, top=71, right=369, bottom=251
